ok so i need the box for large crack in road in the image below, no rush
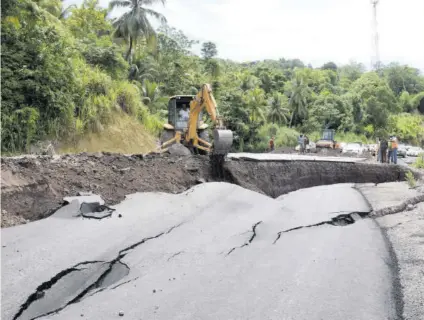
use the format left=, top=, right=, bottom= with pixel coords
left=226, top=221, right=262, bottom=256
left=273, top=211, right=371, bottom=244
left=13, top=223, right=185, bottom=320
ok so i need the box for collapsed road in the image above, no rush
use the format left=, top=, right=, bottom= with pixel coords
left=1, top=152, right=423, bottom=319
left=0, top=152, right=415, bottom=226
left=1, top=183, right=406, bottom=320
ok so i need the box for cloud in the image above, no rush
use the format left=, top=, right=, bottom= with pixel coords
left=66, top=0, right=424, bottom=70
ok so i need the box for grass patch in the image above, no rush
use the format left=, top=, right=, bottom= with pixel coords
left=60, top=113, right=157, bottom=154
left=405, top=171, right=417, bottom=189
left=256, top=124, right=299, bottom=151
left=413, top=154, right=424, bottom=169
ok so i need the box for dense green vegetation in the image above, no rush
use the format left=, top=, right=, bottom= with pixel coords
left=2, top=0, right=424, bottom=153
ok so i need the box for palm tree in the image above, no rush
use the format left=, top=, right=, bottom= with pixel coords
left=128, top=53, right=159, bottom=81
left=109, top=0, right=167, bottom=61
left=140, top=80, right=168, bottom=113
left=287, top=77, right=311, bottom=127
left=267, top=92, right=289, bottom=124
left=58, top=3, right=76, bottom=20
left=244, top=88, right=267, bottom=122
left=240, top=74, right=260, bottom=91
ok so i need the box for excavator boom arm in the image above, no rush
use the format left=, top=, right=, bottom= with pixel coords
left=187, top=84, right=232, bottom=154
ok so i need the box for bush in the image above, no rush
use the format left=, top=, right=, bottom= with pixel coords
left=413, top=154, right=424, bottom=169
left=257, top=124, right=299, bottom=151
left=389, top=113, right=424, bottom=145
left=405, top=171, right=417, bottom=189
left=1, top=3, right=78, bottom=152
left=110, top=81, right=142, bottom=116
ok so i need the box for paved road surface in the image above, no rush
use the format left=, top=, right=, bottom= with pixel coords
left=377, top=202, right=424, bottom=320
left=2, top=183, right=399, bottom=320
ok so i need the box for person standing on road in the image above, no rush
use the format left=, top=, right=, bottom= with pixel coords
left=380, top=137, right=388, bottom=163
left=387, top=137, right=393, bottom=163
left=304, top=135, right=310, bottom=153
left=269, top=136, right=275, bottom=152
left=391, top=136, right=398, bottom=164
left=298, top=134, right=305, bottom=154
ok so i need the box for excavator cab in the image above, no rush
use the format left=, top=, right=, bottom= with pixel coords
left=322, top=129, right=335, bottom=141
left=167, top=96, right=205, bottom=131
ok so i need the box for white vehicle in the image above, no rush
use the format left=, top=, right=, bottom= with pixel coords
left=368, top=144, right=378, bottom=156
left=406, top=146, right=424, bottom=157
left=397, top=144, right=407, bottom=158
left=342, top=143, right=363, bottom=154
left=338, top=142, right=347, bottom=149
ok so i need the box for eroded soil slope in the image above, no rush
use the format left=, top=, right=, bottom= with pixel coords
left=1, top=153, right=211, bottom=227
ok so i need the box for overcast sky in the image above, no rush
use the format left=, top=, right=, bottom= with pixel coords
left=69, top=0, right=424, bottom=70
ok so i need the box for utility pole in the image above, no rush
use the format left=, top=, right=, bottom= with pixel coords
left=370, top=0, right=380, bottom=70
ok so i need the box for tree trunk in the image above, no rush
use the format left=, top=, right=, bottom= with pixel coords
left=289, top=111, right=295, bottom=128
left=125, top=36, right=133, bottom=61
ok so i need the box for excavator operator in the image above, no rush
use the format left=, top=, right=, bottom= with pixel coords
left=179, top=104, right=189, bottom=121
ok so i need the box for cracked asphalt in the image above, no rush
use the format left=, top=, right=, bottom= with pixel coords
left=2, top=183, right=401, bottom=319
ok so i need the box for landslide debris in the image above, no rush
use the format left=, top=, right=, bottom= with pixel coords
left=1, top=153, right=211, bottom=227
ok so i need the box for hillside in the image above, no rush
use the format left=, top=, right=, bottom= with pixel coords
left=59, top=114, right=158, bottom=154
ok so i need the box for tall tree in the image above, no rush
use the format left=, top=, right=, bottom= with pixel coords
left=383, top=63, right=424, bottom=96
left=286, top=77, right=311, bottom=127
left=109, top=0, right=166, bottom=61
left=244, top=88, right=267, bottom=122
left=321, top=61, right=337, bottom=71
left=267, top=92, right=289, bottom=124
left=201, top=41, right=218, bottom=60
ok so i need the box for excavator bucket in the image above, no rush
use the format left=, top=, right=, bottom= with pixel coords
left=212, top=129, right=233, bottom=155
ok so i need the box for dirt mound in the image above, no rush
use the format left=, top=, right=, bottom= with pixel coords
left=1, top=153, right=211, bottom=227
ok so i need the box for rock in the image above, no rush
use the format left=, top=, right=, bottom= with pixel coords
left=77, top=191, right=94, bottom=196
left=196, top=178, right=206, bottom=184
left=406, top=204, right=415, bottom=211
left=131, top=154, right=144, bottom=160
left=168, top=144, right=191, bottom=156
left=118, top=311, right=124, bottom=317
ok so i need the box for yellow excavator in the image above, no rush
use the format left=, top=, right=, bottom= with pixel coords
left=160, top=84, right=233, bottom=155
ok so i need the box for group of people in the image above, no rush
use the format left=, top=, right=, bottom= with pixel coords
left=297, top=134, right=310, bottom=154
left=377, top=136, right=399, bottom=164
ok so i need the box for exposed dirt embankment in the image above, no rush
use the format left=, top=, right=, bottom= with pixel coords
left=1, top=153, right=211, bottom=227
left=1, top=153, right=416, bottom=227
left=224, top=160, right=414, bottom=198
